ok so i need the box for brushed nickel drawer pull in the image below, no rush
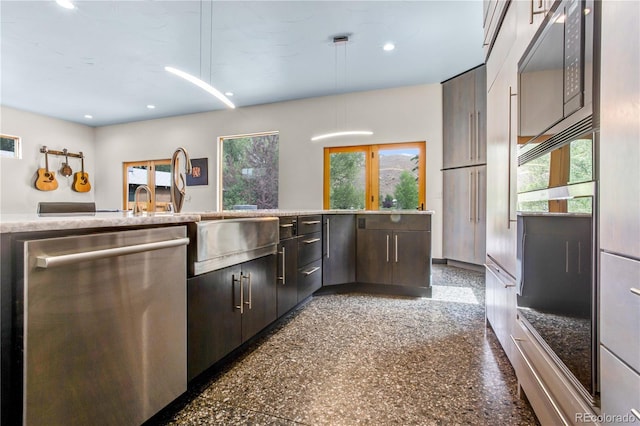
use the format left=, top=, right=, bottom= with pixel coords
left=630, top=288, right=640, bottom=297
left=326, top=218, right=330, bottom=259
left=302, top=266, right=320, bottom=276
left=631, top=409, right=640, bottom=421
left=278, top=247, right=286, bottom=284
left=303, top=238, right=321, bottom=244
left=233, top=274, right=243, bottom=314
left=279, top=223, right=294, bottom=228
left=302, top=220, right=320, bottom=225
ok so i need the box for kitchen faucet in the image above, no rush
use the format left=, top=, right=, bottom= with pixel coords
left=133, top=185, right=151, bottom=215
left=170, top=147, right=193, bottom=213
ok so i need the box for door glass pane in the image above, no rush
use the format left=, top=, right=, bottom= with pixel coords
left=378, top=148, right=420, bottom=210
left=126, top=165, right=150, bottom=211
left=328, top=151, right=366, bottom=209
left=154, top=164, right=171, bottom=211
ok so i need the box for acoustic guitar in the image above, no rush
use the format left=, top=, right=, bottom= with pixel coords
left=35, top=149, right=59, bottom=191
left=72, top=152, right=91, bottom=192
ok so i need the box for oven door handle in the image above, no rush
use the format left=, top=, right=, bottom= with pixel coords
left=36, top=237, right=190, bottom=268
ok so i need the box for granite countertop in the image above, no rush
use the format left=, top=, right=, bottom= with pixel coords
left=0, top=209, right=434, bottom=234
left=0, top=212, right=202, bottom=234
left=205, top=209, right=435, bottom=219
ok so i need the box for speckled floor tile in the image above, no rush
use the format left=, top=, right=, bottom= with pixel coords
left=155, top=265, right=539, bottom=426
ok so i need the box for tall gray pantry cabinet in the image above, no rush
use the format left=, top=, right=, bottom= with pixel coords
left=442, top=64, right=487, bottom=266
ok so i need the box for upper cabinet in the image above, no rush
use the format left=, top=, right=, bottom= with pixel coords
left=443, top=65, right=487, bottom=169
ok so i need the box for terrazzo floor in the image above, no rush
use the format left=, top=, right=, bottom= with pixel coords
left=152, top=265, right=539, bottom=425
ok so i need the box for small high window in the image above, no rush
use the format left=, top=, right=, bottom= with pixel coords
left=1, top=134, right=21, bottom=159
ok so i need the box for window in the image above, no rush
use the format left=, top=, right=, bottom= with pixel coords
left=219, top=132, right=279, bottom=210
left=1, top=134, right=21, bottom=159
left=324, top=142, right=426, bottom=210
left=122, top=159, right=171, bottom=212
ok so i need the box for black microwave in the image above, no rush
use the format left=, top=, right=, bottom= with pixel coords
left=518, top=0, right=595, bottom=144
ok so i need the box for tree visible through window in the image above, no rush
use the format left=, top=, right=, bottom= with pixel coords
left=221, top=133, right=279, bottom=210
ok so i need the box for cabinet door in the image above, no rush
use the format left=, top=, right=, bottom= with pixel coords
left=187, top=265, right=242, bottom=381
left=277, top=238, right=298, bottom=317
left=323, top=215, right=356, bottom=286
left=443, top=71, right=476, bottom=169
left=474, top=165, right=487, bottom=264
left=443, top=168, right=477, bottom=264
left=393, top=230, right=431, bottom=287
left=241, top=255, right=277, bottom=343
left=356, top=229, right=392, bottom=285
left=486, top=44, right=517, bottom=275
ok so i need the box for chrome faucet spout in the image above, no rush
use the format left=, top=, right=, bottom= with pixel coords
left=133, top=185, right=152, bottom=215
left=170, top=147, right=193, bottom=213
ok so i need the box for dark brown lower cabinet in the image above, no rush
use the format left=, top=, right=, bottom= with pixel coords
left=187, top=255, right=276, bottom=381
left=356, top=215, right=432, bottom=288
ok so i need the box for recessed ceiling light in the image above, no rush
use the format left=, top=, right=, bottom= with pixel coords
left=84, top=114, right=93, bottom=119
left=56, top=0, right=76, bottom=10
left=225, top=92, right=234, bottom=97
left=147, top=104, right=156, bottom=109
left=383, top=43, right=395, bottom=51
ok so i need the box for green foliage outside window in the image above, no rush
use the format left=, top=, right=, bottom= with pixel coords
left=329, top=152, right=365, bottom=209
left=394, top=170, right=418, bottom=210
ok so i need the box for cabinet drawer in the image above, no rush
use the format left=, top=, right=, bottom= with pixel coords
left=600, top=346, right=640, bottom=422
left=298, top=231, right=322, bottom=266
left=601, top=252, right=640, bottom=373
left=297, top=215, right=322, bottom=235
left=279, top=216, right=297, bottom=240
left=298, top=259, right=322, bottom=301
left=356, top=214, right=431, bottom=231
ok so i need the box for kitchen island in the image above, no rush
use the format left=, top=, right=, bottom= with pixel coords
left=1, top=209, right=433, bottom=425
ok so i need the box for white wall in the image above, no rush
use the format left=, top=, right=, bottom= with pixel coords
left=95, top=84, right=444, bottom=257
left=0, top=106, right=96, bottom=214
left=0, top=84, right=444, bottom=257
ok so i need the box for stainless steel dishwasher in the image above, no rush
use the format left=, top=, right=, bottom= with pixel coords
left=20, top=226, right=189, bottom=425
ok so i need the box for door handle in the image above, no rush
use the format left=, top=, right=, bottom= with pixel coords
left=507, top=86, right=517, bottom=229
left=395, top=234, right=398, bottom=263
left=476, top=169, right=481, bottom=223
left=303, top=238, right=321, bottom=244
left=469, top=113, right=474, bottom=161
left=469, top=171, right=474, bottom=222
left=233, top=274, right=244, bottom=314
left=386, top=234, right=390, bottom=262
left=243, top=272, right=252, bottom=310
left=278, top=247, right=286, bottom=285
left=302, top=220, right=321, bottom=225
left=326, top=218, right=330, bottom=259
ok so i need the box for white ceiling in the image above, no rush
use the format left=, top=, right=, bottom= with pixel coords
left=1, top=1, right=484, bottom=127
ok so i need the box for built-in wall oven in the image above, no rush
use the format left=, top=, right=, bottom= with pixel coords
left=516, top=0, right=598, bottom=404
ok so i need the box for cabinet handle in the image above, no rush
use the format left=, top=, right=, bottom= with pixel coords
left=631, top=408, right=640, bottom=421
left=469, top=171, right=474, bottom=222
left=326, top=218, right=330, bottom=259
left=302, top=266, right=320, bottom=276
left=243, top=272, right=252, bottom=309
left=279, top=223, right=294, bottom=228
left=303, top=238, right=321, bottom=244
left=476, top=111, right=481, bottom=162
left=234, top=274, right=243, bottom=314
left=469, top=113, right=474, bottom=161
left=565, top=241, right=569, bottom=273
left=530, top=0, right=546, bottom=24
left=278, top=247, right=286, bottom=285
left=302, top=220, right=321, bottom=225
left=507, top=87, right=517, bottom=230
left=395, top=234, right=399, bottom=263
left=476, top=169, right=481, bottom=223
left=630, top=288, right=640, bottom=297
left=386, top=234, right=390, bottom=262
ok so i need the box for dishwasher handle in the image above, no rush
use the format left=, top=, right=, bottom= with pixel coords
left=36, top=237, right=190, bottom=268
